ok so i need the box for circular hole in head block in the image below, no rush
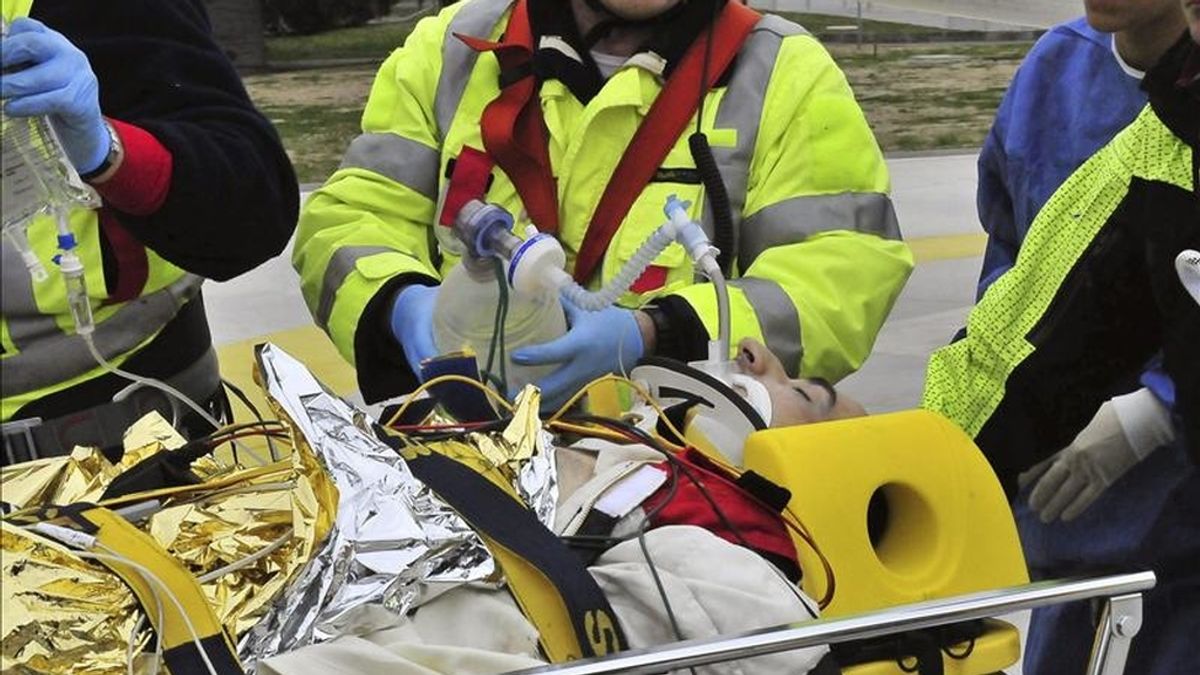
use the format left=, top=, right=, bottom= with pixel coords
left=868, top=482, right=940, bottom=579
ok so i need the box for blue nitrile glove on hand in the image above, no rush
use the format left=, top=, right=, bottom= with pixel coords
left=512, top=299, right=644, bottom=410
left=1, top=18, right=109, bottom=174
left=390, top=285, right=439, bottom=378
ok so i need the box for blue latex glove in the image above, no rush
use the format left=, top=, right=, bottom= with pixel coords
left=1, top=18, right=109, bottom=174
left=390, top=285, right=439, bottom=378
left=512, top=299, right=644, bottom=409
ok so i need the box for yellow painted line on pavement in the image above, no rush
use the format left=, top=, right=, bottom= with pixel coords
left=907, top=232, right=987, bottom=263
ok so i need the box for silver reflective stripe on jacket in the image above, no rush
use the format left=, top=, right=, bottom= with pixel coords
left=1, top=275, right=204, bottom=397
left=315, top=245, right=395, bottom=328
left=434, top=0, right=512, bottom=139
left=739, top=192, right=901, bottom=268
left=730, top=276, right=804, bottom=377
left=339, top=133, right=441, bottom=201
left=2, top=236, right=60, bottom=352
left=704, top=15, right=806, bottom=259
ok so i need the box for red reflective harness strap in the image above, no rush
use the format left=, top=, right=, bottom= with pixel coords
left=459, top=0, right=560, bottom=234
left=439, top=146, right=496, bottom=227
left=572, top=2, right=761, bottom=284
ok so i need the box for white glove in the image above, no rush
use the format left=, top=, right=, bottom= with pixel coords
left=1178, top=250, right=1200, bottom=305
left=1027, top=389, right=1174, bottom=523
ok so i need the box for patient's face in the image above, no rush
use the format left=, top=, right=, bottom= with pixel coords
left=735, top=339, right=867, bottom=427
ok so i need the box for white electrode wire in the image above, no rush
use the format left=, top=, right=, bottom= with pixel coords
left=74, top=547, right=220, bottom=675
left=82, top=334, right=268, bottom=466
left=196, top=528, right=293, bottom=583
left=126, top=605, right=164, bottom=675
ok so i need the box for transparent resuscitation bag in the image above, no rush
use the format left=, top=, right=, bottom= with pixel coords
left=432, top=256, right=567, bottom=393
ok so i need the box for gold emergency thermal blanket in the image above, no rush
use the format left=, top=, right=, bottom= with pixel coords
left=1, top=344, right=559, bottom=674
left=1, top=413, right=334, bottom=674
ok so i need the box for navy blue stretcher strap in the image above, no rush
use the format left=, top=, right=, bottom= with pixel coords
left=377, top=428, right=628, bottom=662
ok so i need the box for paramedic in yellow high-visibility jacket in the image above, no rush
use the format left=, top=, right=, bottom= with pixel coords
left=294, top=0, right=913, bottom=407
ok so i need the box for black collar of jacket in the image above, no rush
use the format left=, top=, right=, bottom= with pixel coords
left=1143, top=33, right=1200, bottom=150
left=526, top=0, right=727, bottom=104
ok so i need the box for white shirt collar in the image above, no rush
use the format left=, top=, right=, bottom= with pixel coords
left=1110, top=34, right=1146, bottom=80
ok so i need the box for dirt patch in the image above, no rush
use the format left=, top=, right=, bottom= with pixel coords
left=249, top=41, right=1032, bottom=182
left=243, top=66, right=377, bottom=109
left=830, top=42, right=1028, bottom=151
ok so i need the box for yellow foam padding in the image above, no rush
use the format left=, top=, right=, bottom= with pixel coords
left=845, top=619, right=1021, bottom=675
left=743, top=409, right=1028, bottom=615
left=742, top=410, right=1028, bottom=674
left=585, top=379, right=623, bottom=419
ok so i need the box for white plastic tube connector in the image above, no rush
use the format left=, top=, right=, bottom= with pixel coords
left=502, top=195, right=732, bottom=362
left=3, top=225, right=48, bottom=282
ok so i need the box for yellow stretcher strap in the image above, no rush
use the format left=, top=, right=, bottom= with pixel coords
left=54, top=505, right=245, bottom=675
left=385, top=435, right=628, bottom=663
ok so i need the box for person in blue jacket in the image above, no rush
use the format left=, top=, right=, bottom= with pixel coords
left=974, top=1, right=1197, bottom=673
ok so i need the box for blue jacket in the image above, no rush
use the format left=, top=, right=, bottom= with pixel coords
left=976, top=17, right=1174, bottom=407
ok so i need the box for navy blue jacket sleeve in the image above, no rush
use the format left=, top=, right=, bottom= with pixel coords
left=32, top=0, right=298, bottom=281
left=975, top=81, right=1020, bottom=299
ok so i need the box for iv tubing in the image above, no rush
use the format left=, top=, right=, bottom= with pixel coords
left=81, top=334, right=268, bottom=465
left=52, top=208, right=266, bottom=464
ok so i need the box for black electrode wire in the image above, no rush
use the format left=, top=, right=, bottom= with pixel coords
left=483, top=257, right=510, bottom=396
left=553, top=415, right=694, bottom=672
left=636, top=520, right=697, bottom=675
left=576, top=415, right=822, bottom=621
left=221, top=378, right=279, bottom=461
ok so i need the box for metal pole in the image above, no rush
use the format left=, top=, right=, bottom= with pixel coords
left=1087, top=593, right=1144, bottom=675
left=856, top=0, right=864, bottom=50
left=511, top=573, right=1155, bottom=675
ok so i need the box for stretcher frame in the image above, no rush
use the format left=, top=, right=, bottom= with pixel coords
left=512, top=571, right=1155, bottom=675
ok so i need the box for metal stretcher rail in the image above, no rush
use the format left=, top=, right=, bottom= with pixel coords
left=512, top=571, right=1156, bottom=675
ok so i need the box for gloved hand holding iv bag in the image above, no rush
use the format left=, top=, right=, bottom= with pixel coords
left=513, top=298, right=645, bottom=410
left=1, top=17, right=109, bottom=175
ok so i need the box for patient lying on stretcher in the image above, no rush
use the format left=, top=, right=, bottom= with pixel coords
left=260, top=340, right=864, bottom=675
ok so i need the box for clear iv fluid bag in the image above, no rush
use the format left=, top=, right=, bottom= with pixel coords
left=1, top=108, right=97, bottom=234
left=1, top=17, right=97, bottom=236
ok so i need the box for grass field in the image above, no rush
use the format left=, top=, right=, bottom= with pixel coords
left=248, top=12, right=1030, bottom=183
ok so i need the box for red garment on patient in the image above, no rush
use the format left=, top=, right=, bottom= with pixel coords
left=643, top=449, right=800, bottom=581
